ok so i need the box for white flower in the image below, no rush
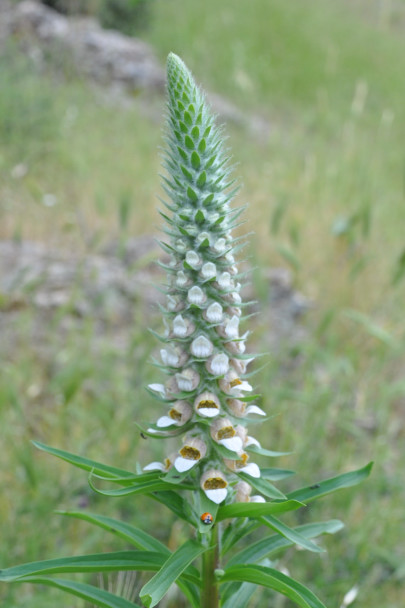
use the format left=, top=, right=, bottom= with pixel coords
left=147, top=383, right=166, bottom=398
left=187, top=286, right=206, bottom=305
left=174, top=436, right=207, bottom=472
left=166, top=295, right=183, bottom=312
left=185, top=250, right=201, bottom=269
left=156, top=400, right=192, bottom=427
left=175, top=239, right=187, bottom=252
left=175, top=368, right=200, bottom=392
left=219, top=369, right=253, bottom=395
left=200, top=469, right=228, bottom=504
left=206, top=353, right=229, bottom=376
left=190, top=335, right=213, bottom=358
left=210, top=418, right=243, bottom=452
left=230, top=291, right=242, bottom=304
left=144, top=453, right=176, bottom=472
left=194, top=391, right=220, bottom=417
left=200, top=262, right=216, bottom=280
left=227, top=399, right=265, bottom=417
left=225, top=454, right=261, bottom=478
left=204, top=302, right=223, bottom=323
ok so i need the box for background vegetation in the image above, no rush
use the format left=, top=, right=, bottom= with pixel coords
left=1, top=0, right=404, bottom=606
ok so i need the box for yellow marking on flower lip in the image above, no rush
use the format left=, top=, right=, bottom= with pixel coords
left=204, top=477, right=227, bottom=490
left=229, top=378, right=242, bottom=388
left=217, top=426, right=235, bottom=439
left=179, top=446, right=201, bottom=460
left=164, top=457, right=173, bottom=469
left=236, top=453, right=249, bottom=467
left=169, top=408, right=182, bottom=421
left=198, top=399, right=219, bottom=410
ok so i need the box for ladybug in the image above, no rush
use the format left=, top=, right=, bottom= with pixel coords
left=201, top=512, right=213, bottom=525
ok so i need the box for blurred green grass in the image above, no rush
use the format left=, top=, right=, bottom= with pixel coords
left=1, top=0, right=404, bottom=606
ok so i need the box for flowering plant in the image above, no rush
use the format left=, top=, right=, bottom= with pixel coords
left=0, top=53, right=371, bottom=608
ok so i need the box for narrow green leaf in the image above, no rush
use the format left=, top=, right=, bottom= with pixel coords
left=194, top=208, right=205, bottom=223
left=227, top=520, right=344, bottom=566
left=11, top=577, right=140, bottom=608
left=198, top=138, right=206, bottom=152
left=261, top=467, right=295, bottom=481
left=184, top=135, right=194, bottom=150
left=187, top=186, right=198, bottom=202
left=287, top=462, right=373, bottom=504
left=32, top=441, right=135, bottom=480
left=260, top=516, right=324, bottom=553
left=56, top=511, right=169, bottom=554
left=88, top=475, right=194, bottom=497
left=245, top=445, right=292, bottom=458
left=217, top=500, right=303, bottom=521
left=237, top=472, right=287, bottom=500
left=197, top=171, right=207, bottom=188
left=140, top=540, right=206, bottom=608
left=0, top=551, right=201, bottom=586
left=219, top=564, right=327, bottom=608
left=221, top=581, right=257, bottom=608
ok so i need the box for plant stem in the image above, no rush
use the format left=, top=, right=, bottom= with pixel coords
left=201, top=523, right=220, bottom=608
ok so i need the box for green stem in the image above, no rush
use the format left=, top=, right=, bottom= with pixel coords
left=201, top=524, right=220, bottom=608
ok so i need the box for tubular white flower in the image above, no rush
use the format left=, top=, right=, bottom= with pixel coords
left=187, top=285, right=206, bottom=305
left=204, top=302, right=223, bottom=323
left=156, top=400, right=193, bottom=427
left=200, top=469, right=228, bottom=504
left=225, top=338, right=246, bottom=355
left=200, top=262, right=216, bottom=280
left=219, top=369, right=253, bottom=395
left=174, top=436, right=207, bottom=472
left=144, top=453, right=176, bottom=472
left=194, top=391, right=220, bottom=418
left=148, top=383, right=166, bottom=398
left=224, top=453, right=260, bottom=478
left=190, top=335, right=214, bottom=358
left=175, top=238, right=187, bottom=252
left=206, top=353, right=229, bottom=376
left=210, top=417, right=243, bottom=452
left=175, top=368, right=200, bottom=392
left=185, top=250, right=201, bottom=269
left=231, top=357, right=254, bottom=375
left=227, top=398, right=266, bottom=417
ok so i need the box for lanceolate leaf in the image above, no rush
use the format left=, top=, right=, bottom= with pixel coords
left=287, top=462, right=373, bottom=504
left=219, top=565, right=327, bottom=608
left=140, top=539, right=206, bottom=608
left=88, top=475, right=195, bottom=497
left=32, top=441, right=137, bottom=480
left=0, top=551, right=201, bottom=586
left=217, top=500, right=303, bottom=521
left=245, top=445, right=292, bottom=458
left=259, top=515, right=325, bottom=553
left=221, top=581, right=257, bottom=608
left=56, top=511, right=170, bottom=554
left=227, top=520, right=344, bottom=566
left=12, top=577, right=141, bottom=608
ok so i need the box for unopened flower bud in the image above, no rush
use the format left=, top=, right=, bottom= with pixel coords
left=185, top=250, right=201, bottom=269
left=206, top=353, right=229, bottom=376
left=235, top=480, right=251, bottom=502
left=176, top=271, right=191, bottom=288
left=204, top=302, right=223, bottom=323
left=191, top=335, right=214, bottom=358
left=187, top=285, right=206, bottom=305
left=200, top=262, right=216, bottom=280
left=172, top=314, right=195, bottom=338
left=175, top=368, right=200, bottom=392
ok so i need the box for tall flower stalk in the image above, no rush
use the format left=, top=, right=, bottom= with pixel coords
left=0, top=53, right=372, bottom=608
